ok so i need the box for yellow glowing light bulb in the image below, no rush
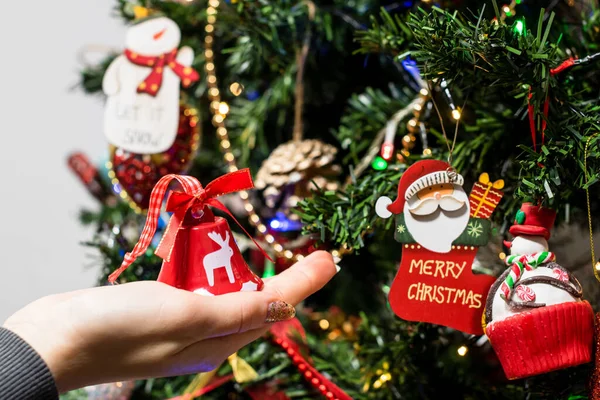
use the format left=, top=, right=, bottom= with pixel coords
left=218, top=102, right=229, bottom=115
left=452, top=109, right=462, bottom=120
left=457, top=345, right=468, bottom=356
left=229, top=82, right=244, bottom=96
left=319, top=319, right=330, bottom=330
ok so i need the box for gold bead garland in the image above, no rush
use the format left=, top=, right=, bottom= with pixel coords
left=395, top=86, right=437, bottom=163
left=203, top=1, right=352, bottom=262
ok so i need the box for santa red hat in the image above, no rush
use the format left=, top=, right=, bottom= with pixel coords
left=386, top=160, right=464, bottom=215
left=508, top=203, right=556, bottom=240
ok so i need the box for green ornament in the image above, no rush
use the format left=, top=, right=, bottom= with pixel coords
left=515, top=210, right=526, bottom=224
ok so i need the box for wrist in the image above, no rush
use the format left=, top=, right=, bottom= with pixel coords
left=0, top=327, right=59, bottom=399
left=3, top=305, right=82, bottom=393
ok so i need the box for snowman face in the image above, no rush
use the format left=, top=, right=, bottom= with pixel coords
left=510, top=235, right=548, bottom=255
left=125, top=17, right=181, bottom=56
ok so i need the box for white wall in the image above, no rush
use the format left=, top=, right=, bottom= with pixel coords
left=0, top=1, right=126, bottom=321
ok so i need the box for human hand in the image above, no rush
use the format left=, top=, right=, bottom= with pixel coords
left=2, top=251, right=337, bottom=393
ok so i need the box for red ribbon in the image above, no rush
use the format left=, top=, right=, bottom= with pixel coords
left=124, top=48, right=199, bottom=96
left=527, top=91, right=549, bottom=153
left=527, top=57, right=578, bottom=154
left=108, top=169, right=271, bottom=283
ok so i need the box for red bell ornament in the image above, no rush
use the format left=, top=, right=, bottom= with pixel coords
left=108, top=169, right=265, bottom=296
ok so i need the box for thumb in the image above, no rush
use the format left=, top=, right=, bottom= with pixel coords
left=190, top=251, right=337, bottom=340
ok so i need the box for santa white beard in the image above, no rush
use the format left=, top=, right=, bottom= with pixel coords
left=403, top=188, right=470, bottom=254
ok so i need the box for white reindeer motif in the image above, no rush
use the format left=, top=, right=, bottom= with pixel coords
left=203, top=231, right=235, bottom=287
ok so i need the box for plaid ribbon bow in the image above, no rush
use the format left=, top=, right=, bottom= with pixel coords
left=108, top=169, right=270, bottom=283
left=125, top=48, right=200, bottom=96
left=499, top=251, right=556, bottom=300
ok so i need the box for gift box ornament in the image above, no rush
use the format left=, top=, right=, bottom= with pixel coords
left=108, top=169, right=266, bottom=296
left=469, top=173, right=504, bottom=219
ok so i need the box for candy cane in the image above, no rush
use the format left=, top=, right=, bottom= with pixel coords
left=499, top=252, right=555, bottom=300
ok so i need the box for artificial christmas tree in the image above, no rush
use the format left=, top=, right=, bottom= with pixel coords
left=69, top=0, right=600, bottom=398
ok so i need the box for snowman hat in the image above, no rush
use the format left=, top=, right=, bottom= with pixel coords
left=375, top=159, right=463, bottom=218
left=509, top=203, right=556, bottom=240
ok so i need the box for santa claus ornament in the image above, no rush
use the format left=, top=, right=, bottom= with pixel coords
left=108, top=169, right=265, bottom=296
left=376, top=160, right=503, bottom=335
left=483, top=203, right=593, bottom=380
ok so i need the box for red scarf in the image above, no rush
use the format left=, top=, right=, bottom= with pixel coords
left=124, top=48, right=199, bottom=96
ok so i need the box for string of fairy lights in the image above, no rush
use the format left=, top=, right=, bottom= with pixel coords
left=202, top=0, right=351, bottom=263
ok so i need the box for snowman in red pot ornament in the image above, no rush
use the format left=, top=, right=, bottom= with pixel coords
left=483, top=203, right=594, bottom=379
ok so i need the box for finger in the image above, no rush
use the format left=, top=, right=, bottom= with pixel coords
left=263, top=250, right=337, bottom=305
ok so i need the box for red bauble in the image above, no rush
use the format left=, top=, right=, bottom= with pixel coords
left=108, top=104, right=200, bottom=211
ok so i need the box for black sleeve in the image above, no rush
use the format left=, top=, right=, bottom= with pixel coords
left=0, top=327, right=59, bottom=400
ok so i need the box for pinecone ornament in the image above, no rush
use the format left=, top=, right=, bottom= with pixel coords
left=254, top=139, right=341, bottom=218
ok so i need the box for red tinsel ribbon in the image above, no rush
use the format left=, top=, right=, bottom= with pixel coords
left=527, top=91, right=549, bottom=153
left=527, top=57, right=578, bottom=154
left=108, top=169, right=271, bottom=283
left=270, top=319, right=352, bottom=400
left=124, top=48, right=199, bottom=96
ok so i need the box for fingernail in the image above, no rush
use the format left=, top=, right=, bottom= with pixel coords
left=266, top=301, right=296, bottom=323
left=332, top=256, right=341, bottom=273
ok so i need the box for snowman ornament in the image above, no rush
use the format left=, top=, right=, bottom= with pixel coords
left=486, top=203, right=583, bottom=321
left=102, top=10, right=199, bottom=154
left=482, top=203, right=593, bottom=380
